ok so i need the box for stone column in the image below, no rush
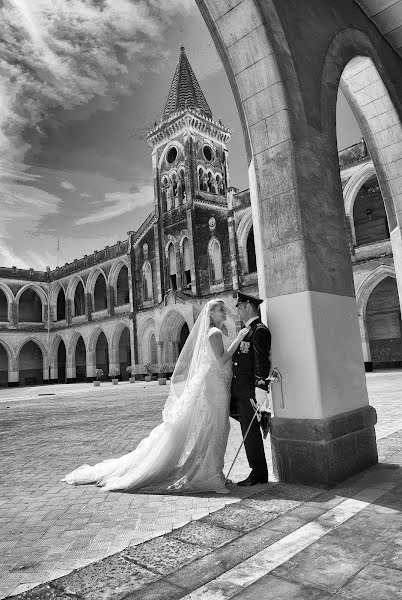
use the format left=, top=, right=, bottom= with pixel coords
left=8, top=357, right=19, bottom=387
left=157, top=341, right=163, bottom=365
left=227, top=187, right=240, bottom=290
left=390, top=226, right=402, bottom=314
left=66, top=299, right=72, bottom=325
left=107, top=285, right=114, bottom=316
left=359, top=315, right=372, bottom=372
left=66, top=365, right=76, bottom=381
left=9, top=301, right=17, bottom=328
left=85, top=293, right=92, bottom=322
left=251, top=129, right=377, bottom=486
left=172, top=341, right=179, bottom=363
left=50, top=364, right=58, bottom=381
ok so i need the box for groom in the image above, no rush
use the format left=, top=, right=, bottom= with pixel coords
left=230, top=291, right=271, bottom=486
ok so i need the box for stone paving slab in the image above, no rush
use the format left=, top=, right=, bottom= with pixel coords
left=2, top=372, right=402, bottom=599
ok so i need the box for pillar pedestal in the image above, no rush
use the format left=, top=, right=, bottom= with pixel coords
left=271, top=405, right=377, bottom=486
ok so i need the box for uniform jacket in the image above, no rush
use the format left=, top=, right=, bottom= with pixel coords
left=231, top=318, right=271, bottom=394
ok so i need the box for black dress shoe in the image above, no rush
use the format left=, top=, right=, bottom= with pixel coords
left=237, top=476, right=268, bottom=486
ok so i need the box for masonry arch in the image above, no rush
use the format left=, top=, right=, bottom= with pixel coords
left=91, top=271, right=108, bottom=312
left=110, top=322, right=131, bottom=379
left=108, top=259, right=129, bottom=306
left=16, top=284, right=46, bottom=323
left=68, top=332, right=87, bottom=381
left=67, top=277, right=86, bottom=318
left=321, top=28, right=402, bottom=303
left=357, top=267, right=401, bottom=369
left=18, top=338, right=46, bottom=386
left=88, top=327, right=109, bottom=378
left=159, top=308, right=189, bottom=364
left=0, top=283, right=13, bottom=322
left=50, top=335, right=67, bottom=383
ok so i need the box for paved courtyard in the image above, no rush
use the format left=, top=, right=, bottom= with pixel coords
left=1, top=371, right=402, bottom=599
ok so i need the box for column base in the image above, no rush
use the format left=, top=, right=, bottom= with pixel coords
left=8, top=382, right=19, bottom=388
left=270, top=405, right=378, bottom=487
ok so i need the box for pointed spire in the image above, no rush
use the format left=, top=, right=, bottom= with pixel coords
left=162, top=46, right=213, bottom=121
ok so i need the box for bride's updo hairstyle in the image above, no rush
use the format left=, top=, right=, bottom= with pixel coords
left=209, top=299, right=225, bottom=327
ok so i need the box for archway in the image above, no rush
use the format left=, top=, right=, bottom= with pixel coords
left=19, top=289, right=42, bottom=323
left=178, top=323, right=189, bottom=355
left=118, top=327, right=131, bottom=380
left=196, top=3, right=402, bottom=484
left=73, top=281, right=86, bottom=317
left=19, top=340, right=43, bottom=386
left=159, top=309, right=188, bottom=364
left=0, top=288, right=8, bottom=322
left=94, top=274, right=107, bottom=311
left=56, top=288, right=66, bottom=321
left=116, top=266, right=129, bottom=306
left=0, top=343, right=8, bottom=387
left=57, top=339, right=67, bottom=383
left=366, top=277, right=402, bottom=369
left=353, top=174, right=390, bottom=246
left=75, top=336, right=87, bottom=382
left=95, top=331, right=109, bottom=379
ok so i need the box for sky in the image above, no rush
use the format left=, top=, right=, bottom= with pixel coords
left=0, top=0, right=362, bottom=271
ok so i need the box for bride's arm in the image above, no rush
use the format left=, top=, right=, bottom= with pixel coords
left=209, top=327, right=249, bottom=366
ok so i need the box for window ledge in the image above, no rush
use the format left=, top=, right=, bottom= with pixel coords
left=114, top=303, right=130, bottom=314
left=92, top=309, right=108, bottom=320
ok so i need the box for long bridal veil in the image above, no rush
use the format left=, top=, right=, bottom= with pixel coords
left=63, top=299, right=222, bottom=492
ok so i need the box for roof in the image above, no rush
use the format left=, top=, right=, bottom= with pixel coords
left=162, top=46, right=213, bottom=121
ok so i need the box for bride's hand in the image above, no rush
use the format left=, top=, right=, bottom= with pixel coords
left=235, top=327, right=250, bottom=343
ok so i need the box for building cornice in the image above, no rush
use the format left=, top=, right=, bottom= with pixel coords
left=147, top=109, right=231, bottom=151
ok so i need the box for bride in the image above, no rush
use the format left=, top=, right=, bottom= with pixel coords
left=62, top=299, right=249, bottom=494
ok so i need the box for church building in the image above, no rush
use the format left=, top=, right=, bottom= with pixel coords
left=0, top=48, right=400, bottom=386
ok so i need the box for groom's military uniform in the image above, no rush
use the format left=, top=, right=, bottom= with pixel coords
left=230, top=291, right=271, bottom=484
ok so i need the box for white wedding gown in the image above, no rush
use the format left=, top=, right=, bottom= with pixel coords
left=62, top=303, right=232, bottom=494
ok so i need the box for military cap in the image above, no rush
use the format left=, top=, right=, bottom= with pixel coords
left=234, top=290, right=263, bottom=307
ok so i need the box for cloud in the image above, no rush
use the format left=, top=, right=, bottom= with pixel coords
left=0, top=0, right=198, bottom=186
left=0, top=183, right=62, bottom=238
left=60, top=181, right=76, bottom=191
left=75, top=184, right=154, bottom=225
left=0, top=241, right=30, bottom=269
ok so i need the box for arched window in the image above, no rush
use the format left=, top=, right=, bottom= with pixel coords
left=168, top=243, right=177, bottom=291
left=353, top=175, right=389, bottom=246
left=143, top=261, right=153, bottom=301
left=19, top=289, right=42, bottom=323
left=74, top=281, right=86, bottom=317
left=161, top=177, right=168, bottom=212
left=116, top=265, right=129, bottom=305
left=0, top=289, right=8, bottom=322
left=93, top=274, right=107, bottom=311
left=182, top=237, right=191, bottom=288
left=209, top=238, right=223, bottom=285
left=56, top=288, right=66, bottom=321
left=246, top=227, right=257, bottom=273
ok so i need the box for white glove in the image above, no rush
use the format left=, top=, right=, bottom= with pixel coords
left=255, top=387, right=268, bottom=408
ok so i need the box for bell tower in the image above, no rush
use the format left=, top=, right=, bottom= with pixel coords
left=147, top=47, right=232, bottom=297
